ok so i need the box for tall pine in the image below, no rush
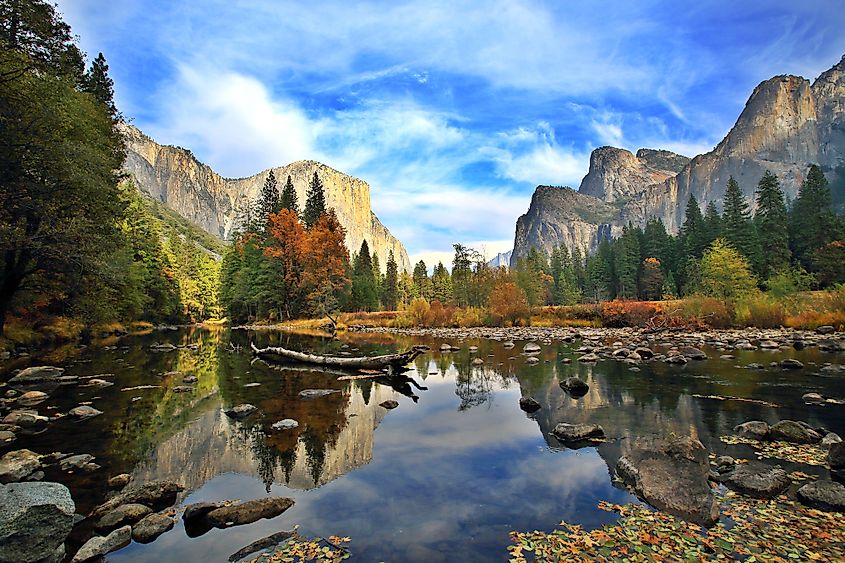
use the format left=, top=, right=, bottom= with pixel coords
left=382, top=250, right=399, bottom=310
left=257, top=170, right=280, bottom=224
left=82, top=52, right=117, bottom=118
left=303, top=171, right=327, bottom=228
left=681, top=194, right=707, bottom=258
left=754, top=170, right=790, bottom=277
left=350, top=240, right=378, bottom=311
left=721, top=176, right=759, bottom=269
left=279, top=174, right=299, bottom=217
left=790, top=165, right=841, bottom=268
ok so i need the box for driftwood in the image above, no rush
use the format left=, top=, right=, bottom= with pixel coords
left=250, top=342, right=428, bottom=371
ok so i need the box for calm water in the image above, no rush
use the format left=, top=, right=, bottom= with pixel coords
left=3, top=328, right=845, bottom=562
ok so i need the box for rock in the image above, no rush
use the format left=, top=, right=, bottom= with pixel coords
left=95, top=503, right=152, bottom=531
left=0, top=449, right=41, bottom=483
left=2, top=409, right=49, bottom=431
left=439, top=343, right=453, bottom=352
left=722, top=462, right=791, bottom=498
left=797, top=480, right=845, bottom=512
left=68, top=406, right=103, bottom=420
left=830, top=442, right=845, bottom=470
left=577, top=353, right=599, bottom=362
left=203, top=497, right=295, bottom=528
left=682, top=347, right=707, bottom=360
left=615, top=436, right=719, bottom=526
left=468, top=346, right=478, bottom=353
left=664, top=354, right=688, bottom=365
left=108, top=474, right=131, bottom=489
left=172, top=385, right=194, bottom=393
left=85, top=378, right=113, bottom=388
left=471, top=357, right=484, bottom=366
left=518, top=397, right=541, bottom=413
left=769, top=420, right=822, bottom=444
left=132, top=512, right=175, bottom=543
left=0, top=481, right=75, bottom=563
left=379, top=400, right=399, bottom=410
left=714, top=456, right=736, bottom=471
left=745, top=363, right=764, bottom=369
left=503, top=341, right=515, bottom=348
left=552, top=423, right=605, bottom=445
left=821, top=432, right=842, bottom=447
left=817, top=325, right=836, bottom=335
left=818, top=339, right=845, bottom=352
left=91, top=480, right=184, bottom=518
left=244, top=382, right=261, bottom=387
left=803, top=392, right=825, bottom=405
left=8, top=366, right=65, bottom=388
left=780, top=358, right=804, bottom=370
left=16, top=391, right=49, bottom=407
left=560, top=377, right=589, bottom=398
left=734, top=420, right=770, bottom=440
left=758, top=340, right=780, bottom=349
left=523, top=342, right=541, bottom=354
left=298, top=389, right=340, bottom=399
left=182, top=375, right=198, bottom=384
left=525, top=356, right=540, bottom=365
left=270, top=419, right=299, bottom=431
left=71, top=525, right=131, bottom=562
left=0, top=430, right=15, bottom=446
left=224, top=404, right=257, bottom=418
left=59, top=454, right=99, bottom=473
left=183, top=502, right=224, bottom=523
left=635, top=347, right=654, bottom=359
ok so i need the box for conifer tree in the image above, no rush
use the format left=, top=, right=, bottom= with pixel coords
left=351, top=240, right=378, bottom=311
left=279, top=174, right=299, bottom=217
left=82, top=52, right=117, bottom=117
left=754, top=170, right=790, bottom=277
left=572, top=246, right=587, bottom=294
left=721, top=176, right=760, bottom=269
left=703, top=201, right=722, bottom=246
left=257, top=170, right=280, bottom=224
left=412, top=260, right=432, bottom=300
left=303, top=171, right=327, bottom=228
left=681, top=194, right=707, bottom=258
left=613, top=224, right=641, bottom=299
left=790, top=165, right=842, bottom=268
left=431, top=262, right=452, bottom=303
left=382, top=250, right=399, bottom=310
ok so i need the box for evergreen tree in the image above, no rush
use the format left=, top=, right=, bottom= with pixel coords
left=639, top=258, right=664, bottom=301
left=572, top=246, right=587, bottom=294
left=642, top=218, right=673, bottom=272
left=585, top=240, right=613, bottom=302
left=721, top=176, right=759, bottom=268
left=703, top=201, right=722, bottom=246
left=412, top=260, right=432, bottom=300
left=279, top=174, right=299, bottom=217
left=754, top=170, right=790, bottom=278
left=82, top=52, right=117, bottom=117
left=613, top=225, right=641, bottom=299
left=431, top=262, right=452, bottom=303
left=681, top=194, right=707, bottom=258
left=452, top=244, right=474, bottom=307
left=350, top=240, right=378, bottom=311
left=257, top=170, right=280, bottom=224
left=550, top=245, right=580, bottom=305
left=790, top=165, right=841, bottom=268
left=303, top=171, right=327, bottom=228
left=382, top=251, right=399, bottom=310
left=371, top=253, right=383, bottom=309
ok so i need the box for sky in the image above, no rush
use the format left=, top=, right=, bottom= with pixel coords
left=57, top=0, right=845, bottom=268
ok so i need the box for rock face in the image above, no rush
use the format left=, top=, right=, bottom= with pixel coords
left=512, top=54, right=845, bottom=262
left=615, top=436, right=719, bottom=526
left=0, top=482, right=75, bottom=563
left=122, top=125, right=410, bottom=272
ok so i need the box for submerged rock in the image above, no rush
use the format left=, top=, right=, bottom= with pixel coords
left=2, top=409, right=49, bottom=431
left=203, top=497, right=295, bottom=529
left=797, top=480, right=845, bottom=512
left=722, top=463, right=791, bottom=499
left=560, top=377, right=589, bottom=398
left=780, top=358, right=804, bottom=370
left=131, top=512, right=175, bottom=543
left=71, top=525, right=131, bottom=562
left=68, top=406, right=103, bottom=420
left=8, top=366, right=65, bottom=389
left=682, top=347, right=707, bottom=360
left=95, top=503, right=152, bottom=532
left=91, top=480, right=183, bottom=518
left=769, top=420, right=822, bottom=444
left=298, top=389, right=340, bottom=399
left=518, top=396, right=541, bottom=413
left=0, top=481, right=75, bottom=563
left=552, top=423, right=605, bottom=445
left=224, top=404, right=257, bottom=418
left=615, top=436, right=719, bottom=526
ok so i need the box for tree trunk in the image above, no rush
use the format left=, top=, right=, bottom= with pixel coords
left=251, top=342, right=428, bottom=371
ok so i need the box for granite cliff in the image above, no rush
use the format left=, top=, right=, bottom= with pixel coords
left=512, top=54, right=845, bottom=265
left=122, top=125, right=411, bottom=272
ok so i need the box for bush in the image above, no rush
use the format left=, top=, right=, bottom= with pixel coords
left=785, top=310, right=845, bottom=330
left=454, top=307, right=485, bottom=328
left=734, top=294, right=785, bottom=328
left=394, top=298, right=430, bottom=327
left=487, top=281, right=530, bottom=327
left=600, top=300, right=661, bottom=328
left=426, top=300, right=456, bottom=327
left=680, top=295, right=733, bottom=329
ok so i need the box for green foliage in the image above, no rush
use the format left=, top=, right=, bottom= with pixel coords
left=279, top=174, right=300, bottom=217
left=764, top=267, right=814, bottom=298
left=754, top=170, right=790, bottom=277
left=681, top=194, right=707, bottom=258
left=350, top=240, right=378, bottom=311
left=699, top=239, right=758, bottom=303
left=790, top=164, right=842, bottom=269
left=257, top=170, right=280, bottom=223
left=82, top=52, right=117, bottom=117
left=381, top=250, right=399, bottom=310
left=303, top=171, right=327, bottom=228
left=721, top=176, right=760, bottom=269
left=431, top=262, right=452, bottom=303
left=613, top=224, right=641, bottom=299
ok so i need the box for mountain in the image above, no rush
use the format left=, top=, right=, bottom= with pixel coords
left=486, top=250, right=513, bottom=269
left=121, top=125, right=411, bottom=272
left=512, top=54, right=845, bottom=265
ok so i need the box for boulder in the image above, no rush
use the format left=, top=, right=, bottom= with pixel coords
left=270, top=419, right=299, bottom=431
left=664, top=354, right=688, bottom=365
left=769, top=420, right=822, bottom=444
left=523, top=342, right=541, bottom=354
left=615, top=436, right=719, bottom=526
left=635, top=347, right=654, bottom=359
left=780, top=359, right=804, bottom=370
left=182, top=501, right=225, bottom=523
left=379, top=400, right=399, bottom=410
left=224, top=404, right=257, bottom=418
left=203, top=497, right=295, bottom=528
left=91, top=480, right=183, bottom=518
left=822, top=432, right=843, bottom=447
left=797, top=480, right=845, bottom=512
left=8, top=366, right=65, bottom=389
left=0, top=430, right=15, bottom=446
left=734, top=421, right=770, bottom=440
left=59, top=454, right=99, bottom=473
left=818, top=339, right=845, bottom=352
left=682, top=347, right=707, bottom=360
left=2, top=409, right=49, bottom=431
left=830, top=442, right=845, bottom=470
left=131, top=512, right=175, bottom=544
left=0, top=449, right=41, bottom=483
left=552, top=423, right=605, bottom=445
left=721, top=462, right=791, bottom=499
left=70, top=525, right=131, bottom=562
left=108, top=473, right=131, bottom=489
left=560, top=377, right=589, bottom=398
left=577, top=353, right=599, bottom=362
left=518, top=397, right=541, bottom=413
left=68, top=406, right=103, bottom=420
left=0, top=481, right=75, bottom=563
left=17, top=391, right=49, bottom=407
left=714, top=456, right=736, bottom=471
left=803, top=392, right=825, bottom=405
left=816, top=325, right=836, bottom=335
left=94, top=503, right=152, bottom=532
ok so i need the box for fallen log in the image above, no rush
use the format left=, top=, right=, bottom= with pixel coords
left=250, top=342, right=428, bottom=371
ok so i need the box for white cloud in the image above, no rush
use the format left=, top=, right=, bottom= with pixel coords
left=411, top=239, right=513, bottom=271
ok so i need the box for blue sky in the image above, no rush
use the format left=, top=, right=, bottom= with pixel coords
left=57, top=0, right=845, bottom=267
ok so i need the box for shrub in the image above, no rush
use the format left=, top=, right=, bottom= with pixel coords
left=394, top=298, right=430, bottom=327
left=487, top=281, right=530, bottom=327
left=454, top=307, right=485, bottom=328
left=734, top=294, right=785, bottom=328
left=600, top=300, right=661, bottom=328
left=680, top=295, right=733, bottom=329
left=785, top=310, right=845, bottom=330
left=426, top=300, right=456, bottom=327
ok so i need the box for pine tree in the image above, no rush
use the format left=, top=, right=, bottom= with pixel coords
left=351, top=240, right=378, bottom=311
left=681, top=194, right=707, bottom=259
left=412, top=260, right=432, bottom=300
left=279, top=174, right=299, bottom=217
left=721, top=176, right=759, bottom=268
left=586, top=240, right=613, bottom=302
left=642, top=218, right=672, bottom=271
left=382, top=250, right=399, bottom=310
left=257, top=170, right=280, bottom=224
left=572, top=246, right=586, bottom=294
left=790, top=165, right=842, bottom=268
left=613, top=224, right=641, bottom=299
left=703, top=201, right=722, bottom=246
left=754, top=170, right=790, bottom=278
left=82, top=52, right=117, bottom=117
left=303, top=171, right=327, bottom=228
left=431, top=262, right=452, bottom=303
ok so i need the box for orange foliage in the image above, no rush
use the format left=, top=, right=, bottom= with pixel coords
left=301, top=210, right=351, bottom=315
left=487, top=280, right=530, bottom=326
left=600, top=300, right=662, bottom=327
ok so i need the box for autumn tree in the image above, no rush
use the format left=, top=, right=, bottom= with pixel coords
left=302, top=210, right=350, bottom=318
left=699, top=239, right=758, bottom=302
left=263, top=209, right=307, bottom=318
left=487, top=273, right=530, bottom=326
